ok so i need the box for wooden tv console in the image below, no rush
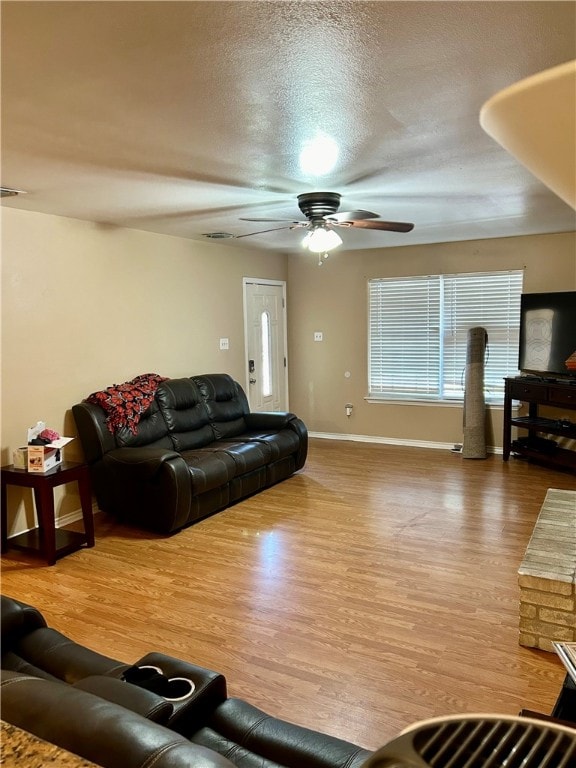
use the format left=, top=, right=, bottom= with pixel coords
left=503, top=377, right=576, bottom=472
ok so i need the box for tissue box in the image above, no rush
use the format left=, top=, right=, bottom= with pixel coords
left=13, top=447, right=28, bottom=470
left=27, top=445, right=61, bottom=473
left=27, top=437, right=74, bottom=473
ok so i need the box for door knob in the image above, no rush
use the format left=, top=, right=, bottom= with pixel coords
left=249, top=377, right=257, bottom=384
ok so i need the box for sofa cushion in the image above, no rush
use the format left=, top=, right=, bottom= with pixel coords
left=198, top=442, right=269, bottom=475
left=73, top=675, right=174, bottom=724
left=156, top=378, right=216, bottom=450
left=226, top=430, right=301, bottom=461
left=180, top=450, right=236, bottom=494
left=190, top=698, right=372, bottom=768
left=115, top=399, right=172, bottom=449
left=3, top=626, right=126, bottom=683
left=194, top=374, right=249, bottom=439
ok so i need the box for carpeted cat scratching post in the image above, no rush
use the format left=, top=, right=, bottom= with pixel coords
left=462, top=326, right=488, bottom=459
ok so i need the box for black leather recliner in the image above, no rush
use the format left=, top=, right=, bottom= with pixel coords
left=1, top=669, right=235, bottom=768
left=1, top=595, right=372, bottom=768
left=190, top=697, right=372, bottom=768
left=0, top=593, right=228, bottom=734
left=72, top=373, right=308, bottom=534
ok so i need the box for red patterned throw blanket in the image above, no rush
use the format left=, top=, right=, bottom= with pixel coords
left=86, top=373, right=168, bottom=435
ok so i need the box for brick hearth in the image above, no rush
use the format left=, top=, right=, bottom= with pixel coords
left=518, top=488, right=576, bottom=652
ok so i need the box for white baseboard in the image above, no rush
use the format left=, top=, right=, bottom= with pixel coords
left=6, top=438, right=503, bottom=541
left=56, top=506, right=97, bottom=528
left=309, top=431, right=502, bottom=455
left=7, top=504, right=97, bottom=540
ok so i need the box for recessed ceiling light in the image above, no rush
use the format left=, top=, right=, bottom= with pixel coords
left=203, top=232, right=235, bottom=239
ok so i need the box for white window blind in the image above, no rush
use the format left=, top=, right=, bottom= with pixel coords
left=368, top=270, right=523, bottom=403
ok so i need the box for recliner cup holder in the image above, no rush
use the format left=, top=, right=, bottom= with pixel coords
left=121, top=665, right=163, bottom=684
left=122, top=665, right=195, bottom=702
left=163, top=677, right=196, bottom=702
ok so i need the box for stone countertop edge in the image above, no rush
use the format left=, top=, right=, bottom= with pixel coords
left=1, top=721, right=99, bottom=768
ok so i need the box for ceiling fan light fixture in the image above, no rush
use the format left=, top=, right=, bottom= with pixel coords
left=302, top=226, right=343, bottom=253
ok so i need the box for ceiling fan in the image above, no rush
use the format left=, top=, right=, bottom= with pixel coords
left=236, top=192, right=414, bottom=264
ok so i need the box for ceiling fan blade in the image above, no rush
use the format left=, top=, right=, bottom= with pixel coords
left=235, top=224, right=308, bottom=238
left=326, top=210, right=379, bottom=222
left=236, top=194, right=415, bottom=239
left=239, top=217, right=303, bottom=223
left=334, top=219, right=414, bottom=233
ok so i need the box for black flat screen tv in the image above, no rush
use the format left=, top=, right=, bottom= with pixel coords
left=518, top=291, right=576, bottom=379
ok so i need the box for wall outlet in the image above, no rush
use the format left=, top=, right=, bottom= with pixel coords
left=314, top=331, right=323, bottom=342
left=219, top=337, right=229, bottom=350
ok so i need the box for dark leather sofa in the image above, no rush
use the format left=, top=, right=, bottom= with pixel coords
left=4, top=596, right=575, bottom=768
left=1, top=594, right=372, bottom=768
left=72, top=374, right=308, bottom=534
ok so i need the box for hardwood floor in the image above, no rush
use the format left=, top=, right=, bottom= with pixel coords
left=2, top=439, right=575, bottom=749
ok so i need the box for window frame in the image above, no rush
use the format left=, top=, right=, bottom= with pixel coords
left=367, top=270, right=523, bottom=405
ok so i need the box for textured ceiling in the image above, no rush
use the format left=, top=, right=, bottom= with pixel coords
left=1, top=1, right=575, bottom=253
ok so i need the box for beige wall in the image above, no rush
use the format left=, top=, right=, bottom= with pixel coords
left=287, top=231, right=576, bottom=445
left=1, top=207, right=287, bottom=533
left=2, top=208, right=575, bottom=534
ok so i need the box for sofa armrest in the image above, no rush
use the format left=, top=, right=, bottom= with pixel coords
left=104, top=446, right=182, bottom=478
left=102, top=448, right=192, bottom=533
left=8, top=626, right=127, bottom=681
left=74, top=675, right=173, bottom=724
left=243, top=412, right=308, bottom=470
left=72, top=401, right=117, bottom=463
left=244, top=412, right=297, bottom=430
left=136, top=652, right=227, bottom=734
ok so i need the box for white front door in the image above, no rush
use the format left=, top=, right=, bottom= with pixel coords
left=243, top=279, right=288, bottom=412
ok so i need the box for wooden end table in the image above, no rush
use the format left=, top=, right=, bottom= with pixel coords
left=1, top=461, right=95, bottom=565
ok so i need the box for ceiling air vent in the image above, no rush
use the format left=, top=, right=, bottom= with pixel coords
left=1, top=187, right=26, bottom=198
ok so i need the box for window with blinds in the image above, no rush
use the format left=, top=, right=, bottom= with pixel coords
left=368, top=270, right=523, bottom=403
